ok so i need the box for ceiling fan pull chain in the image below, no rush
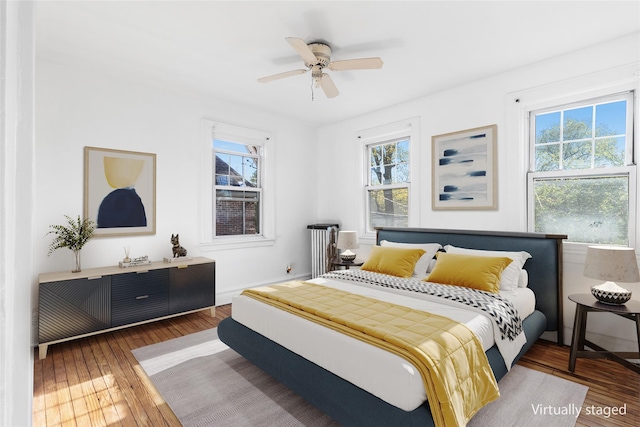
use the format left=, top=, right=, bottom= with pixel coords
left=310, top=78, right=315, bottom=101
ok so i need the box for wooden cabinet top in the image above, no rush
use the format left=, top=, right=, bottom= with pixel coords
left=39, top=257, right=215, bottom=283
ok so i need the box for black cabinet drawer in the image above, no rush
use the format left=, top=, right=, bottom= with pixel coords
left=169, top=262, right=215, bottom=315
left=111, top=269, right=169, bottom=301
left=111, top=292, right=168, bottom=327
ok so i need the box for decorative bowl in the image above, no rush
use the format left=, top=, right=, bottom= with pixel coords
left=591, top=285, right=631, bottom=305
left=340, top=253, right=356, bottom=263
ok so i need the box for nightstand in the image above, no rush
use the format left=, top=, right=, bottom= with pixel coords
left=330, top=258, right=364, bottom=270
left=568, top=293, right=640, bottom=374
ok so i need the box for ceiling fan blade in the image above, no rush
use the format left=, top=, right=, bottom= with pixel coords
left=320, top=73, right=339, bottom=98
left=286, top=37, right=318, bottom=65
left=257, top=68, right=308, bottom=83
left=328, top=57, right=383, bottom=71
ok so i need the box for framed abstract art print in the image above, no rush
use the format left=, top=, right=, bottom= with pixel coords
left=84, top=146, right=156, bottom=236
left=432, top=124, right=497, bottom=210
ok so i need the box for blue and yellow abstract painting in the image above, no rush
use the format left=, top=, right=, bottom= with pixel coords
left=84, top=147, right=156, bottom=236
left=97, top=156, right=147, bottom=228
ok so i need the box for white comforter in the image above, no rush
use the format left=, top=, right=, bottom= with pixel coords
left=231, top=275, right=534, bottom=411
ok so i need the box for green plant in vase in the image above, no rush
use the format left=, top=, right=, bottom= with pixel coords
left=47, top=215, right=96, bottom=272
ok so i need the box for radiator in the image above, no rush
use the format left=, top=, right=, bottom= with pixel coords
left=307, top=224, right=339, bottom=278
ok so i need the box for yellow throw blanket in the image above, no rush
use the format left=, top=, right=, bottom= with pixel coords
left=242, top=281, right=499, bottom=427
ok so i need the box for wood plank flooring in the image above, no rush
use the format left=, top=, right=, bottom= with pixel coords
left=33, top=304, right=639, bottom=426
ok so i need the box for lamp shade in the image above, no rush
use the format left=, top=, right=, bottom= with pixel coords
left=336, top=231, right=359, bottom=250
left=583, top=246, right=640, bottom=283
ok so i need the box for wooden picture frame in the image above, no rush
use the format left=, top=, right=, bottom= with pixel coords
left=432, top=124, right=497, bottom=210
left=84, top=146, right=156, bottom=236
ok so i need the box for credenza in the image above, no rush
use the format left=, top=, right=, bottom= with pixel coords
left=38, top=257, right=215, bottom=359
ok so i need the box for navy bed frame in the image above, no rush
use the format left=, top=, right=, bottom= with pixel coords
left=218, top=227, right=566, bottom=426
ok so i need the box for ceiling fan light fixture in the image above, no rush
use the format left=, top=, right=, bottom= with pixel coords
left=311, top=65, right=323, bottom=88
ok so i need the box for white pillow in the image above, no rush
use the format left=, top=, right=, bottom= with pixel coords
left=518, top=269, right=529, bottom=288
left=380, top=240, right=442, bottom=279
left=443, top=245, right=532, bottom=291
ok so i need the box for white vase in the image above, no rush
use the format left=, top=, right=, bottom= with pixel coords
left=72, top=250, right=81, bottom=273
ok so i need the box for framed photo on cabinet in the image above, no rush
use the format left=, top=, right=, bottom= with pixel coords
left=84, top=146, right=156, bottom=236
left=432, top=124, right=497, bottom=210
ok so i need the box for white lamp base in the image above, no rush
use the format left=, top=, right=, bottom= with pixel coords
left=340, top=250, right=356, bottom=262
left=591, top=281, right=632, bottom=305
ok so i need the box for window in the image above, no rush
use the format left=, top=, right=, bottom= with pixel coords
left=365, top=137, right=410, bottom=232
left=528, top=92, right=635, bottom=245
left=213, top=140, right=261, bottom=236
left=202, top=119, right=273, bottom=248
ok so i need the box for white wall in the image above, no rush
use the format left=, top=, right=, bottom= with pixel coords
left=317, top=33, right=640, bottom=350
left=1, top=2, right=35, bottom=426
left=35, top=58, right=318, bottom=314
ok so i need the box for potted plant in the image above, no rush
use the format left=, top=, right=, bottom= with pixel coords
left=47, top=215, right=96, bottom=272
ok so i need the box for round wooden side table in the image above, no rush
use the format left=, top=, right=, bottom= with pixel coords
left=568, top=293, right=640, bottom=374
left=330, top=258, right=364, bottom=270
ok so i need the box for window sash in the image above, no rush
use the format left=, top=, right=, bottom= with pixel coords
left=527, top=91, right=635, bottom=246
left=212, top=141, right=263, bottom=239
left=366, top=185, right=410, bottom=232
left=214, top=188, right=261, bottom=236
left=529, top=91, right=634, bottom=171
left=215, top=187, right=261, bottom=201
left=527, top=166, right=636, bottom=245
left=365, top=136, right=411, bottom=234
left=367, top=137, right=411, bottom=186
left=359, top=118, right=419, bottom=238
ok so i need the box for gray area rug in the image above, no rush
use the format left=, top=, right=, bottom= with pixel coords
left=132, top=328, right=588, bottom=427
left=468, top=365, right=588, bottom=427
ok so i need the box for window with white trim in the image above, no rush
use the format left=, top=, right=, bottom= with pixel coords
left=365, top=136, right=411, bottom=232
left=527, top=91, right=636, bottom=245
left=202, top=120, right=273, bottom=247
left=213, top=139, right=261, bottom=236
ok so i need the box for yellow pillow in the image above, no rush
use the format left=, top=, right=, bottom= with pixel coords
left=425, top=252, right=513, bottom=293
left=361, top=246, right=426, bottom=278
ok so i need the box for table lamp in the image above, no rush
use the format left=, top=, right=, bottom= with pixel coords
left=584, top=245, right=640, bottom=304
left=336, top=231, right=359, bottom=262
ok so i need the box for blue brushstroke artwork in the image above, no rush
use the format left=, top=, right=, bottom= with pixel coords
left=437, top=132, right=489, bottom=204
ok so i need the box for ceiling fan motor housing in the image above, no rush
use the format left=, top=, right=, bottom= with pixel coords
left=306, top=43, right=332, bottom=68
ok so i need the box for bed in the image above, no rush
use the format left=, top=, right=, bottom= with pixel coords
left=218, top=227, right=566, bottom=426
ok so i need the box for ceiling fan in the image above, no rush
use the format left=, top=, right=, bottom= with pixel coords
left=258, top=37, right=384, bottom=99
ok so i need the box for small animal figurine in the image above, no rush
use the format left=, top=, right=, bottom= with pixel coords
left=171, top=234, right=187, bottom=258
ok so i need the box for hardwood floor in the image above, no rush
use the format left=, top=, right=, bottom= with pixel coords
left=33, top=304, right=639, bottom=426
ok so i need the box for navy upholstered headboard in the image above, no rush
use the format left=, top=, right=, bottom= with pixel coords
left=376, top=227, right=567, bottom=344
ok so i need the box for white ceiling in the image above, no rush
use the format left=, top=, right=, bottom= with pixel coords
left=36, top=1, right=640, bottom=127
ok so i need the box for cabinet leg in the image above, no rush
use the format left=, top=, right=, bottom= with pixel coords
left=38, top=344, right=48, bottom=360
left=210, top=307, right=216, bottom=317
